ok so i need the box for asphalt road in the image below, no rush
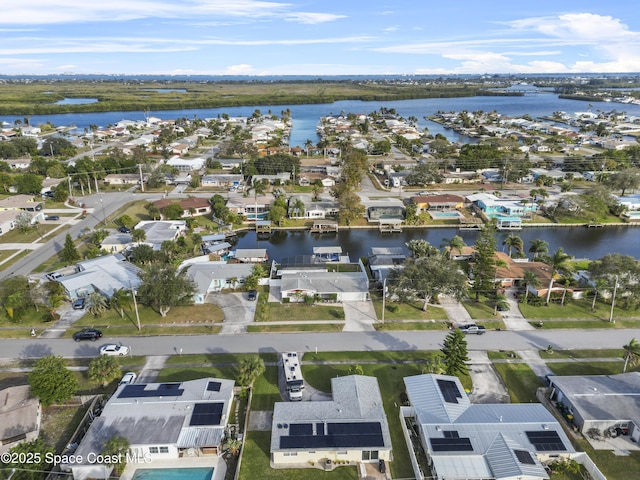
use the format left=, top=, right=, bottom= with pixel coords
left=1, top=329, right=636, bottom=360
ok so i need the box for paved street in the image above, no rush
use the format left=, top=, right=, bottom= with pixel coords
left=0, top=328, right=636, bottom=360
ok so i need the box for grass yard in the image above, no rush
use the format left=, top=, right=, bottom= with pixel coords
left=487, top=350, right=520, bottom=360
left=530, top=318, right=640, bottom=329
left=374, top=320, right=450, bottom=331
left=40, top=403, right=91, bottom=453
left=238, top=431, right=359, bottom=480
left=519, top=299, right=640, bottom=320
left=157, top=366, right=238, bottom=383
left=304, top=350, right=440, bottom=363
left=547, top=361, right=629, bottom=376
left=247, top=324, right=344, bottom=333
left=371, top=296, right=448, bottom=321
left=539, top=349, right=623, bottom=359
left=250, top=366, right=282, bottom=411
left=492, top=363, right=545, bottom=403
left=255, top=302, right=344, bottom=322
left=575, top=438, right=640, bottom=480
left=164, top=352, right=278, bottom=365
left=462, top=297, right=504, bottom=320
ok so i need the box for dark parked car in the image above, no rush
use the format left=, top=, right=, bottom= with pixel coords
left=118, top=226, right=131, bottom=233
left=73, top=328, right=103, bottom=342
left=247, top=290, right=257, bottom=301
left=45, top=215, right=60, bottom=221
left=72, top=297, right=86, bottom=310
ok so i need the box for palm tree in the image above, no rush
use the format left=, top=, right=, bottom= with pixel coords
left=224, top=438, right=242, bottom=457
left=87, top=292, right=108, bottom=317
left=493, top=292, right=509, bottom=315
left=522, top=271, right=540, bottom=303
left=528, top=239, right=549, bottom=259
left=591, top=278, right=608, bottom=312
left=441, top=235, right=466, bottom=257
left=111, top=288, right=133, bottom=318
left=544, top=248, right=573, bottom=305
left=238, top=355, right=265, bottom=387
left=503, top=233, right=524, bottom=258
left=131, top=228, right=146, bottom=244
left=622, top=338, right=640, bottom=373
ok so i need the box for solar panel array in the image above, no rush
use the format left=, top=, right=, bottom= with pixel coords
left=118, top=383, right=185, bottom=399
left=525, top=431, right=566, bottom=452
left=280, top=422, right=384, bottom=449
left=514, top=449, right=536, bottom=465
left=206, top=381, right=222, bottom=392
left=189, top=402, right=224, bottom=426
left=436, top=379, right=462, bottom=404
left=429, top=437, right=473, bottom=452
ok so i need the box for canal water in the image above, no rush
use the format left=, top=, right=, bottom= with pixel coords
left=233, top=225, right=640, bottom=262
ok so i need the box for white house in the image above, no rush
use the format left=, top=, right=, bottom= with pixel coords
left=181, top=260, right=255, bottom=303
left=65, top=377, right=232, bottom=480
left=166, top=156, right=206, bottom=172
left=279, top=269, right=369, bottom=302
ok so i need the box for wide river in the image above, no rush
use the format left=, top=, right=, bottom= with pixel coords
left=4, top=91, right=640, bottom=260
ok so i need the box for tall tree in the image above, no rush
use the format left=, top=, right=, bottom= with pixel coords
left=101, top=436, right=130, bottom=476
left=87, top=292, right=108, bottom=317
left=471, top=222, right=498, bottom=300
left=111, top=288, right=133, bottom=318
left=406, top=239, right=439, bottom=259
left=522, top=271, right=540, bottom=304
left=441, top=235, right=466, bottom=256
left=622, top=338, right=640, bottom=373
left=6, top=438, right=55, bottom=479
left=543, top=248, right=573, bottom=305
left=441, top=329, right=470, bottom=376
left=528, top=239, right=549, bottom=259
left=59, top=233, right=80, bottom=265
left=389, top=254, right=467, bottom=311
left=137, top=264, right=196, bottom=316
left=503, top=233, right=524, bottom=258
left=28, top=355, right=78, bottom=406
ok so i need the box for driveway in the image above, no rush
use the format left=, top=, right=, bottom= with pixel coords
left=467, top=351, right=510, bottom=404
left=342, top=301, right=377, bottom=332
left=39, top=303, right=89, bottom=339
left=206, top=292, right=256, bottom=334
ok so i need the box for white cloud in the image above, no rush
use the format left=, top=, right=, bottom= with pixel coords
left=284, top=12, right=346, bottom=24
left=223, top=64, right=256, bottom=74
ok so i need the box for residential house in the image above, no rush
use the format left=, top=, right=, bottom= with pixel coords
left=402, top=373, right=576, bottom=480
left=493, top=252, right=554, bottom=291
left=368, top=247, right=406, bottom=283
left=100, top=233, right=133, bottom=253
left=201, top=174, right=243, bottom=188
left=0, top=210, right=21, bottom=236
left=166, top=156, right=206, bottom=172
left=232, top=248, right=268, bottom=263
left=103, top=173, right=145, bottom=186
left=0, top=386, right=41, bottom=454
left=180, top=259, right=255, bottom=303
left=270, top=375, right=392, bottom=468
left=413, top=194, right=465, bottom=213
left=134, top=220, right=187, bottom=249
left=279, top=269, right=369, bottom=302
left=226, top=196, right=271, bottom=220
left=251, top=173, right=291, bottom=185
left=57, top=254, right=142, bottom=300
left=364, top=198, right=405, bottom=222
left=19, top=125, right=41, bottom=137
left=65, top=377, right=232, bottom=480
left=0, top=195, right=44, bottom=223
left=288, top=196, right=339, bottom=219
left=153, top=198, right=211, bottom=218
left=548, top=372, right=640, bottom=442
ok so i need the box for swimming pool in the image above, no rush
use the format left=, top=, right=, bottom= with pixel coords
left=131, top=467, right=213, bottom=480
left=429, top=211, right=464, bottom=219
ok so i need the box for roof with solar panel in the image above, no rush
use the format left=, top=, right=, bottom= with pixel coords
left=404, top=374, right=575, bottom=480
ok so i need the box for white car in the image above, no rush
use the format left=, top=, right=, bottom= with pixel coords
left=100, top=344, right=130, bottom=356
left=119, top=372, right=137, bottom=386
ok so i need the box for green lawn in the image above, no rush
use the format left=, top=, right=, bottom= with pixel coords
left=374, top=320, right=450, bottom=331
left=575, top=438, right=640, bottom=480
left=492, top=363, right=545, bottom=403
left=239, top=431, right=358, bottom=480
left=247, top=324, right=344, bottom=333
left=487, top=350, right=520, bottom=360
left=371, top=296, right=448, bottom=321
left=547, top=361, right=628, bottom=376
left=157, top=366, right=238, bottom=383
left=462, top=297, right=503, bottom=320
left=250, top=366, right=282, bottom=411
left=539, top=349, right=623, bottom=360
left=255, top=302, right=344, bottom=321
left=164, top=353, right=278, bottom=365
left=304, top=350, right=439, bottom=363
left=519, top=299, right=640, bottom=320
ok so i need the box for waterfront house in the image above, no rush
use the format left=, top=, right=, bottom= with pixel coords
left=271, top=375, right=392, bottom=469
left=401, top=373, right=575, bottom=480
left=153, top=198, right=211, bottom=218
left=65, top=377, right=233, bottom=480
left=279, top=269, right=369, bottom=302
left=232, top=248, right=268, bottom=263
left=226, top=195, right=271, bottom=220
left=180, top=259, right=255, bottom=303
left=413, top=194, right=465, bottom=212
left=368, top=247, right=406, bottom=283
left=364, top=198, right=405, bottom=222
left=133, top=220, right=187, bottom=249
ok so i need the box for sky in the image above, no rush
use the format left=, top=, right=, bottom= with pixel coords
left=1, top=1, right=640, bottom=76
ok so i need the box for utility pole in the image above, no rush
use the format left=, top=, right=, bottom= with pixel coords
left=138, top=164, right=145, bottom=192
left=131, top=282, right=141, bottom=331
left=609, top=275, right=619, bottom=323
left=381, top=278, right=387, bottom=325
